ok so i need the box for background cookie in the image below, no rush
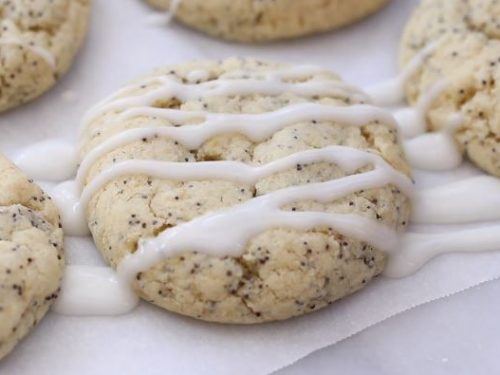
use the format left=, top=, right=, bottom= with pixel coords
left=401, top=0, right=500, bottom=177
left=0, top=154, right=64, bottom=359
left=146, top=0, right=391, bottom=42
left=80, top=58, right=411, bottom=324
left=0, top=0, right=91, bottom=112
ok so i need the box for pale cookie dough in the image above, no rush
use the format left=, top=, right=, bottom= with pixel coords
left=401, top=0, right=500, bottom=177
left=0, top=154, right=64, bottom=359
left=0, top=0, right=91, bottom=112
left=146, top=0, right=391, bottom=42
left=80, top=58, right=411, bottom=324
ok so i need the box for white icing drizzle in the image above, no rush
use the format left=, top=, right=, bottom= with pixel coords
left=13, top=139, right=78, bottom=181
left=402, top=112, right=463, bottom=171
left=411, top=176, right=500, bottom=224
left=61, top=145, right=412, bottom=238
left=388, top=78, right=464, bottom=171
left=80, top=66, right=369, bottom=130
left=83, top=79, right=366, bottom=125
left=0, top=38, right=55, bottom=68
left=53, top=265, right=139, bottom=315
left=144, top=0, right=181, bottom=26
left=365, top=40, right=439, bottom=106
left=121, top=211, right=400, bottom=284
left=403, top=130, right=462, bottom=171
left=48, top=180, right=89, bottom=236
left=217, top=65, right=354, bottom=86
left=385, top=225, right=500, bottom=278
left=394, top=79, right=448, bottom=139
left=76, top=103, right=396, bottom=186
left=99, top=65, right=346, bottom=103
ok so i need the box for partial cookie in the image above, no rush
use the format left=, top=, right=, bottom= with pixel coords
left=0, top=0, right=91, bottom=112
left=146, top=0, right=391, bottom=42
left=401, top=0, right=500, bottom=176
left=79, top=58, right=411, bottom=324
left=0, top=154, right=64, bottom=360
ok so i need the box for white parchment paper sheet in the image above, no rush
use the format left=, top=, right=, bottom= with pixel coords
left=1, top=0, right=499, bottom=374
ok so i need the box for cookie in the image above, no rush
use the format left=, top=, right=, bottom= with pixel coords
left=78, top=58, right=411, bottom=323
left=146, top=0, right=391, bottom=42
left=0, top=0, right=91, bottom=112
left=0, top=154, right=64, bottom=359
left=401, top=0, right=500, bottom=176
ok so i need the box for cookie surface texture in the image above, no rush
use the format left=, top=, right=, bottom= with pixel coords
left=401, top=0, right=500, bottom=176
left=80, top=58, right=411, bottom=323
left=146, top=0, right=391, bottom=42
left=0, top=154, right=64, bottom=359
left=0, top=0, right=91, bottom=112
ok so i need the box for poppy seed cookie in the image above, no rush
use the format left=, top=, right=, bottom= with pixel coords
left=0, top=0, right=91, bottom=112
left=401, top=0, right=500, bottom=177
left=79, top=58, right=411, bottom=324
left=0, top=154, right=64, bottom=360
left=146, top=0, right=391, bottom=42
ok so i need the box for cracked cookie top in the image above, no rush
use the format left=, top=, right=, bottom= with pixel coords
left=79, top=58, right=411, bottom=323
left=0, top=0, right=90, bottom=112
left=401, top=0, right=500, bottom=176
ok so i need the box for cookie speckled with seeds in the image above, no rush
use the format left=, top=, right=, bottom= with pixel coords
left=0, top=154, right=64, bottom=360
left=401, top=0, right=500, bottom=177
left=80, top=58, right=411, bottom=324
left=0, top=0, right=91, bottom=112
left=146, top=0, right=391, bottom=42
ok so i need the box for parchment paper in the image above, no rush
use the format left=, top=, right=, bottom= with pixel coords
left=1, top=0, right=499, bottom=374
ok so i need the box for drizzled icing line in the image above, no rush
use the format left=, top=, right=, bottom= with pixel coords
left=96, top=65, right=364, bottom=107
left=365, top=40, right=441, bottom=106
left=120, top=211, right=401, bottom=283
left=113, top=147, right=410, bottom=283
left=80, top=65, right=370, bottom=132
left=78, top=146, right=413, bottom=214
left=82, top=79, right=368, bottom=128
left=144, top=0, right=182, bottom=26
left=76, top=103, right=397, bottom=186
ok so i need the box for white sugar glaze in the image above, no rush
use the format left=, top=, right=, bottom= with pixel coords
left=53, top=265, right=139, bottom=315
left=144, top=0, right=181, bottom=26
left=14, top=56, right=495, bottom=316
left=76, top=103, right=396, bottom=185
left=80, top=66, right=369, bottom=130
left=387, top=79, right=464, bottom=171
left=82, top=79, right=367, bottom=124
left=57, top=144, right=412, bottom=237
left=402, top=112, right=463, bottom=171
left=13, top=139, right=78, bottom=181
left=99, top=64, right=362, bottom=106
left=411, top=176, right=500, bottom=224
left=48, top=181, right=89, bottom=236
left=384, top=225, right=500, bottom=278
left=121, top=212, right=400, bottom=284
left=0, top=38, right=55, bottom=68
left=403, top=131, right=463, bottom=171
left=365, top=40, right=439, bottom=107
left=394, top=79, right=448, bottom=139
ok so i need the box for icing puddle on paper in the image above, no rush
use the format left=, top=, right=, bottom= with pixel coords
left=11, top=49, right=500, bottom=316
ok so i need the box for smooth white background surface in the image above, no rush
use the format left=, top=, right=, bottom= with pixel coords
left=0, top=0, right=499, bottom=374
